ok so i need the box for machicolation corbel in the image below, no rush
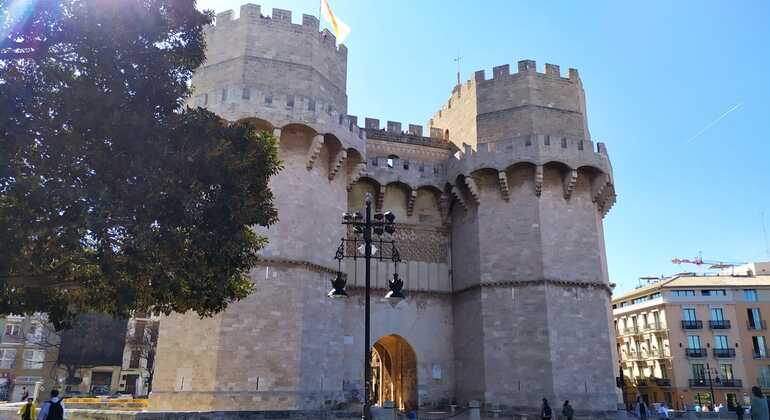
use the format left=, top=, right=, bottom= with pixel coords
left=347, top=163, right=367, bottom=191
left=450, top=184, right=468, bottom=212
left=328, top=150, right=347, bottom=180
left=375, top=186, right=385, bottom=212
left=306, top=134, right=324, bottom=170
left=464, top=177, right=480, bottom=205
left=406, top=189, right=417, bottom=217
left=563, top=169, right=578, bottom=200
left=498, top=171, right=510, bottom=201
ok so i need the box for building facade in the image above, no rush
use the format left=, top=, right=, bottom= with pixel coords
left=150, top=4, right=620, bottom=417
left=612, top=264, right=770, bottom=410
left=0, top=314, right=59, bottom=402
left=55, top=313, right=159, bottom=398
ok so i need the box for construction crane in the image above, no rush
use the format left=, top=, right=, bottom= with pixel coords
left=671, top=252, right=746, bottom=271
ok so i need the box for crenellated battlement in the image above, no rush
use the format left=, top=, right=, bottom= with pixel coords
left=431, top=59, right=581, bottom=119
left=195, top=3, right=349, bottom=122
left=447, top=134, right=611, bottom=180
left=430, top=59, right=591, bottom=148
left=210, top=5, right=347, bottom=56
left=360, top=117, right=454, bottom=150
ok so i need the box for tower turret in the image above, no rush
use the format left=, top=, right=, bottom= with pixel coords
left=151, top=4, right=366, bottom=411
left=434, top=60, right=618, bottom=415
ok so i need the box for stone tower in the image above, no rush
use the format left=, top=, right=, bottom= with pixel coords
left=429, top=61, right=617, bottom=413
left=151, top=4, right=619, bottom=417
left=150, top=5, right=368, bottom=410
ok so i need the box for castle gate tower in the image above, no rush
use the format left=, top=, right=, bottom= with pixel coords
left=150, top=5, right=368, bottom=410
left=429, top=61, right=618, bottom=415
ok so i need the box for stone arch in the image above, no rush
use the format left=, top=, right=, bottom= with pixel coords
left=235, top=117, right=274, bottom=133
left=349, top=177, right=380, bottom=211
left=413, top=186, right=443, bottom=226
left=370, top=334, right=418, bottom=411
left=503, top=161, right=536, bottom=195
left=469, top=167, right=499, bottom=192
left=383, top=181, right=411, bottom=221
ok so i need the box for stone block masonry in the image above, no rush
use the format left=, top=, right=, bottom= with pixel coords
left=152, top=2, right=621, bottom=417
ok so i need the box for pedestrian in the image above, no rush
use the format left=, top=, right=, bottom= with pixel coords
left=17, top=397, right=36, bottom=420
left=737, top=402, right=746, bottom=420
left=750, top=386, right=769, bottom=420
left=634, top=396, right=649, bottom=420
left=657, top=402, right=669, bottom=419
left=561, top=400, right=574, bottom=420
left=20, top=387, right=29, bottom=402
left=541, top=398, right=552, bottom=419
left=36, top=389, right=64, bottom=420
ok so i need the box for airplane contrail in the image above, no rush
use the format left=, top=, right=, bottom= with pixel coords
left=686, top=102, right=743, bottom=142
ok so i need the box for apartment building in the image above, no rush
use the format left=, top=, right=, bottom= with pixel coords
left=612, top=262, right=770, bottom=410
left=0, top=314, right=60, bottom=402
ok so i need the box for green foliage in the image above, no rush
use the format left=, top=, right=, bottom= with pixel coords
left=0, top=0, right=281, bottom=328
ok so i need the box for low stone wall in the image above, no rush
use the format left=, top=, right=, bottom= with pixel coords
left=0, top=407, right=361, bottom=420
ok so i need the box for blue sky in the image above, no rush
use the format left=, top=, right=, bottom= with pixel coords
left=197, top=0, right=770, bottom=293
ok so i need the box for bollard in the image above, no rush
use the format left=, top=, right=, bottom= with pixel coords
left=469, top=400, right=481, bottom=420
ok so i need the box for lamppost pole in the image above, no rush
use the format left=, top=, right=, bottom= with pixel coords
left=706, top=363, right=716, bottom=411
left=363, top=197, right=372, bottom=420
left=328, top=194, right=405, bottom=420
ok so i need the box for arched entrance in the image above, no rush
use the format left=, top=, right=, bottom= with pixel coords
left=370, top=335, right=417, bottom=410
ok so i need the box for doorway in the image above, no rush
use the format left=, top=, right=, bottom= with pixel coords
left=370, top=335, right=417, bottom=411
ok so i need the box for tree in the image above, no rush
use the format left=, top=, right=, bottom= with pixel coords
left=0, top=0, right=281, bottom=328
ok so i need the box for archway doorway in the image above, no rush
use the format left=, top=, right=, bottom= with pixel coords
left=370, top=335, right=417, bottom=410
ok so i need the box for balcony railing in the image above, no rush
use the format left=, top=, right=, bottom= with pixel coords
left=642, top=322, right=665, bottom=332
left=748, top=320, right=768, bottom=330
left=760, top=377, right=770, bottom=389
left=713, top=348, right=736, bottom=358
left=644, top=349, right=669, bottom=359
left=652, top=378, right=672, bottom=387
left=621, top=326, right=639, bottom=335
left=709, top=320, right=731, bottom=329
left=685, top=348, right=708, bottom=358
left=636, top=379, right=648, bottom=387
left=689, top=378, right=743, bottom=388
left=754, top=352, right=769, bottom=360
left=681, top=320, right=703, bottom=329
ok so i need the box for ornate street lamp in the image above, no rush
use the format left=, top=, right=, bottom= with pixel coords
left=328, top=193, right=405, bottom=420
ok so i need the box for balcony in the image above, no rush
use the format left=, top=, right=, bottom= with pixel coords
left=748, top=320, right=768, bottom=330
left=689, top=378, right=743, bottom=388
left=644, top=349, right=669, bottom=359
left=685, top=348, right=708, bottom=358
left=642, top=322, right=665, bottom=332
left=713, top=348, right=736, bottom=358
left=760, top=377, right=770, bottom=389
left=620, top=326, right=639, bottom=335
left=681, top=320, right=703, bottom=329
left=709, top=320, right=731, bottom=329
left=652, top=378, right=672, bottom=387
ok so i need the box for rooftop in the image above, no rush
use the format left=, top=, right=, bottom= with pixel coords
left=612, top=262, right=770, bottom=303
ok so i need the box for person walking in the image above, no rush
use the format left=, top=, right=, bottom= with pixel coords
left=17, top=397, right=36, bottom=420
left=541, top=398, right=552, bottom=419
left=561, top=400, right=574, bottom=420
left=634, top=396, right=649, bottom=420
left=36, top=390, right=64, bottom=420
left=737, top=402, right=746, bottom=420
left=750, top=386, right=769, bottom=420
left=657, top=402, right=670, bottom=419
left=20, top=387, right=29, bottom=402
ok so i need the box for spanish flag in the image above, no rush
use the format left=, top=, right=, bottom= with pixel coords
left=321, top=0, right=351, bottom=43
